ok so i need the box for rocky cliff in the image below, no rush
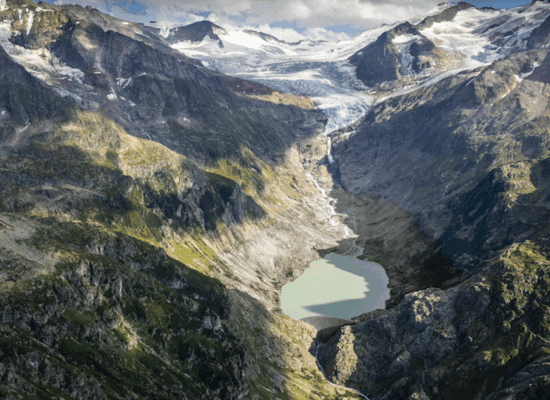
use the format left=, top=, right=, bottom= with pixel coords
left=165, top=21, right=226, bottom=45
left=319, top=14, right=550, bottom=400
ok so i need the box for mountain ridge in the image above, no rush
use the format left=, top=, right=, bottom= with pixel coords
left=164, top=21, right=226, bottom=46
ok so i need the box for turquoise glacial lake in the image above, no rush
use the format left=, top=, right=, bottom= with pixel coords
left=281, top=252, right=390, bottom=320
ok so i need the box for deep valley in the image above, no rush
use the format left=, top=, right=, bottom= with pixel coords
left=1, top=0, right=550, bottom=399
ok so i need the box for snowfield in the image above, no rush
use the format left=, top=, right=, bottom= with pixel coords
left=172, top=27, right=384, bottom=136
left=0, top=1, right=548, bottom=138
left=171, top=2, right=550, bottom=136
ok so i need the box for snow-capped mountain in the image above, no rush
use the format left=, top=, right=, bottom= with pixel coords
left=170, top=1, right=550, bottom=136
left=171, top=23, right=381, bottom=135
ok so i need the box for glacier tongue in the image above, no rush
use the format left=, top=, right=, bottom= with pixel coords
left=172, top=30, right=375, bottom=136
left=170, top=2, right=550, bottom=137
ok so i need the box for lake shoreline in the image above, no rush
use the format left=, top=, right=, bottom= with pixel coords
left=281, top=250, right=390, bottom=321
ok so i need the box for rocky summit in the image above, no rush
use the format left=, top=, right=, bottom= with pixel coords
left=2, top=0, right=550, bottom=399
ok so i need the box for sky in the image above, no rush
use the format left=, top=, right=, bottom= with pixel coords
left=46, top=0, right=533, bottom=41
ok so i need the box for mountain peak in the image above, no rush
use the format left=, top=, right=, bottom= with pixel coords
left=167, top=20, right=226, bottom=44
left=417, top=2, right=474, bottom=29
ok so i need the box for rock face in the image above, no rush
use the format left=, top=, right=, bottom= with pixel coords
left=12, top=4, right=322, bottom=167
left=0, top=46, right=70, bottom=126
left=165, top=21, right=226, bottom=46
left=349, top=22, right=438, bottom=87
left=348, top=3, right=476, bottom=88
left=0, top=29, right=252, bottom=396
left=527, top=15, right=550, bottom=50
left=334, top=49, right=550, bottom=258
left=318, top=239, right=550, bottom=399
left=320, top=15, right=550, bottom=400
left=0, top=223, right=249, bottom=399
left=349, top=1, right=536, bottom=89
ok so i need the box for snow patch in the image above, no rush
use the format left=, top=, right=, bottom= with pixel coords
left=26, top=10, right=34, bottom=36
left=1, top=110, right=6, bottom=116
left=518, top=62, right=541, bottom=80
left=0, top=22, right=85, bottom=85
left=393, top=34, right=422, bottom=44
left=159, top=24, right=170, bottom=38
left=393, top=35, right=422, bottom=76
left=0, top=0, right=8, bottom=12
left=421, top=9, right=501, bottom=70
left=116, top=77, right=132, bottom=89
left=53, top=87, right=82, bottom=103
left=340, top=130, right=356, bottom=139
left=326, top=136, right=334, bottom=164
left=107, top=89, right=117, bottom=101
left=501, top=75, right=522, bottom=100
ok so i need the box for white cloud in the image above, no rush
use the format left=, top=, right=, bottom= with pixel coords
left=303, top=27, right=350, bottom=42
left=253, top=24, right=305, bottom=42
left=55, top=0, right=443, bottom=28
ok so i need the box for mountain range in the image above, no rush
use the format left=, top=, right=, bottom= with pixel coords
left=2, top=0, right=550, bottom=399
